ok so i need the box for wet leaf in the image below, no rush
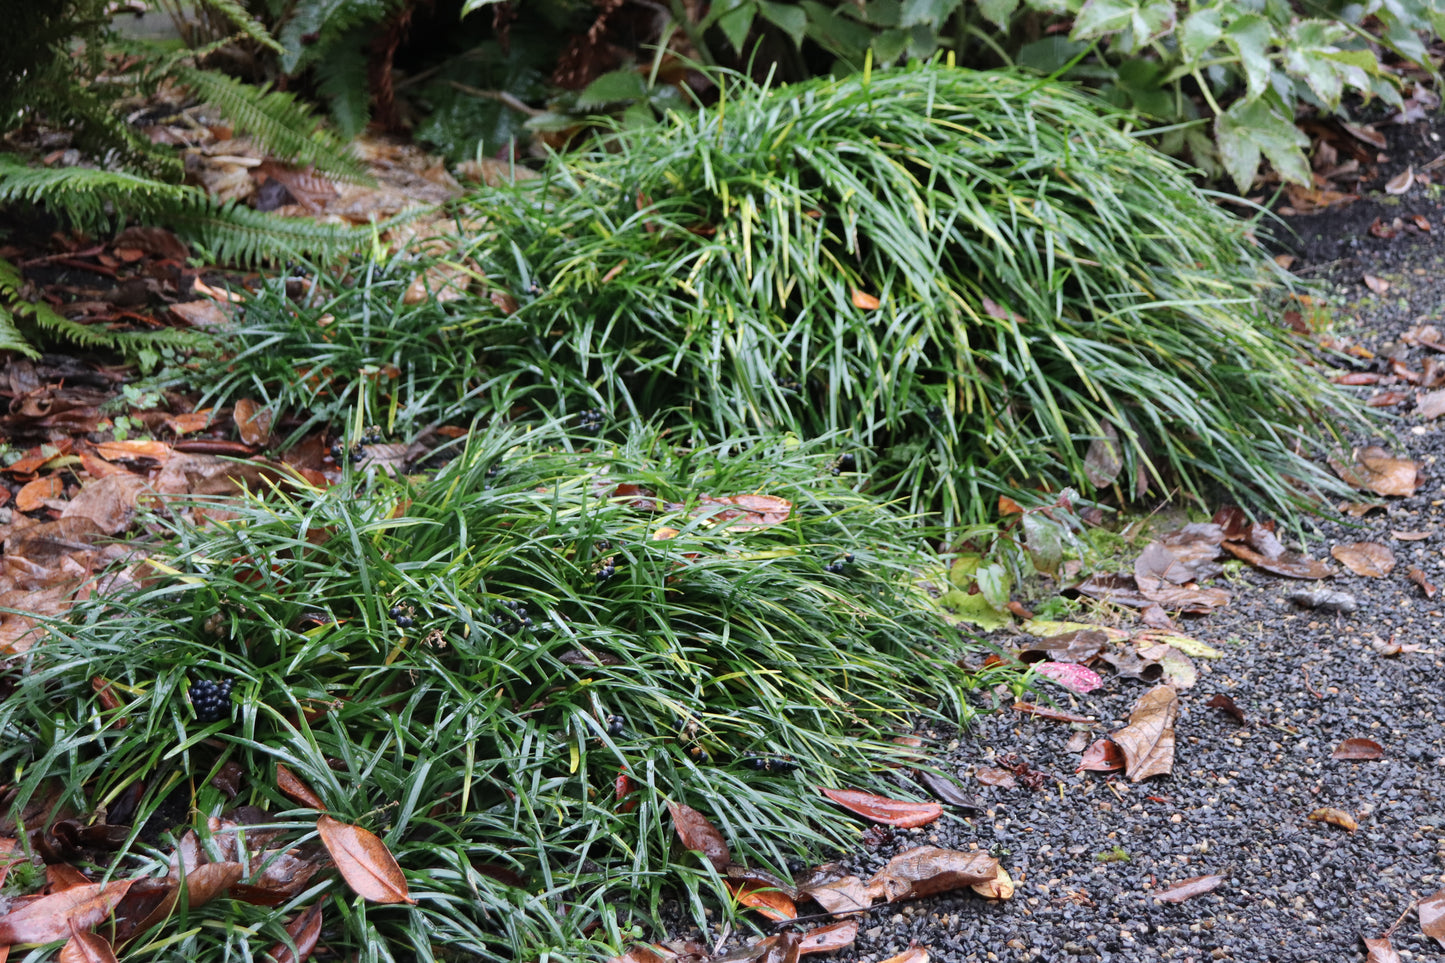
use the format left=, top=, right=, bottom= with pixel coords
left=1308, top=807, right=1358, bottom=832
left=1385, top=166, right=1415, bottom=194
left=0, top=878, right=134, bottom=943
left=798, top=919, right=857, bottom=955
left=1019, top=620, right=1128, bottom=641
left=1408, top=567, right=1437, bottom=598
left=969, top=863, right=1014, bottom=900
left=1392, top=529, right=1434, bottom=541
left=1362, top=936, right=1400, bottom=963
left=179, top=862, right=243, bottom=906
left=1032, top=661, right=1103, bottom=694
left=695, top=493, right=792, bottom=528
left=1331, top=738, right=1383, bottom=761
left=798, top=874, right=872, bottom=916
left=315, top=815, right=415, bottom=904
left=233, top=399, right=273, bottom=446
left=1331, top=447, right=1421, bottom=497
left=1221, top=539, right=1334, bottom=579
left=1287, top=589, right=1357, bottom=613
left=1364, top=273, right=1391, bottom=294
left=267, top=901, right=324, bottom=963
left=974, top=767, right=1016, bottom=788
left=61, top=473, right=151, bottom=535
left=16, top=475, right=63, bottom=511
left=726, top=880, right=796, bottom=921
left=865, top=847, right=997, bottom=902
left=277, top=765, right=326, bottom=810
left=667, top=801, right=731, bottom=870
left=1110, top=685, right=1178, bottom=781
left=1151, top=874, right=1224, bottom=903
left=819, top=787, right=942, bottom=828
left=1206, top=694, right=1247, bottom=724
left=1077, top=738, right=1126, bottom=773
left=59, top=926, right=118, bottom=963
left=850, top=289, right=880, bottom=310
left=878, top=947, right=928, bottom=963
left=1134, top=632, right=1223, bottom=659
left=1415, top=390, right=1445, bottom=420
left=914, top=770, right=982, bottom=808
left=1422, top=887, right=1445, bottom=946
left=1095, top=645, right=1164, bottom=682
left=1016, top=629, right=1107, bottom=664
left=1083, top=422, right=1123, bottom=487
left=1331, top=542, right=1396, bottom=577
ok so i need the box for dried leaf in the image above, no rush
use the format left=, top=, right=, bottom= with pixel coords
left=16, top=475, right=64, bottom=511
left=1221, top=539, right=1335, bottom=580
left=0, top=879, right=134, bottom=944
left=61, top=473, right=151, bottom=536
left=1083, top=422, right=1123, bottom=487
left=1422, top=888, right=1445, bottom=947
left=974, top=767, right=1017, bottom=788
left=667, top=801, right=730, bottom=870
left=1331, top=447, right=1421, bottom=497
left=1287, top=589, right=1358, bottom=613
left=1364, top=273, right=1391, bottom=294
left=233, top=399, right=273, bottom=446
left=1206, top=694, right=1247, bottom=724
left=1331, top=738, right=1383, bottom=761
left=277, top=765, right=327, bottom=810
left=865, top=847, right=997, bottom=902
left=727, top=880, right=796, bottom=921
left=1415, top=390, right=1445, bottom=420
left=59, top=926, right=118, bottom=963
left=1017, top=629, right=1108, bottom=664
left=695, top=493, right=792, bottom=528
left=1151, top=874, right=1224, bottom=903
left=179, top=862, right=243, bottom=907
left=1077, top=738, right=1126, bottom=773
left=799, top=874, right=872, bottom=916
left=1408, top=567, right=1438, bottom=598
left=1032, top=661, right=1103, bottom=694
left=969, top=864, right=1014, bottom=900
left=878, top=948, right=928, bottom=963
left=266, top=901, right=324, bottom=963
left=1385, top=166, right=1415, bottom=194
left=798, top=919, right=857, bottom=956
left=1308, top=807, right=1358, bottom=832
left=1135, top=632, right=1223, bottom=659
left=1110, top=685, right=1178, bottom=781
left=818, top=788, right=942, bottom=828
left=1393, top=529, right=1434, bottom=541
left=1331, top=542, right=1396, bottom=577
left=850, top=289, right=881, bottom=310
left=314, top=815, right=415, bottom=904
left=913, top=771, right=980, bottom=809
left=1363, top=936, right=1401, bottom=963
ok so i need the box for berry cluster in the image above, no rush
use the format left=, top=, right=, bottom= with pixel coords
left=605, top=714, right=625, bottom=737
left=329, top=427, right=385, bottom=466
left=576, top=408, right=606, bottom=435
left=492, top=599, right=534, bottom=635
left=824, top=553, right=855, bottom=575
left=830, top=453, right=857, bottom=476
left=741, top=755, right=799, bottom=773
left=189, top=678, right=234, bottom=723
left=388, top=604, right=414, bottom=629
left=595, top=559, right=617, bottom=582
left=774, top=373, right=803, bottom=392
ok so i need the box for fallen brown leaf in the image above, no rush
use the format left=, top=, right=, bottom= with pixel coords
left=315, top=815, right=415, bottom=904
left=1077, top=738, right=1126, bottom=773
left=0, top=879, right=134, bottom=944
left=1385, top=166, right=1415, bottom=194
left=61, top=473, right=152, bottom=535
left=667, top=801, right=731, bottom=871
left=865, top=847, right=997, bottom=902
left=1011, top=702, right=1095, bottom=724
left=59, top=925, right=117, bottom=963
left=1308, top=807, right=1358, bottom=832
left=726, top=879, right=796, bottom=921
left=1364, top=273, right=1391, bottom=294
left=974, top=767, right=1017, bottom=788
left=850, top=289, right=881, bottom=310
left=1331, top=447, right=1422, bottom=497
left=969, top=863, right=1015, bottom=900
left=818, top=787, right=942, bottom=828
left=1331, top=738, right=1383, bottom=761
left=1205, top=694, right=1247, bottom=724
left=1110, top=685, right=1178, bottom=781
left=798, top=874, right=872, bottom=916
left=1331, top=542, right=1395, bottom=577
left=695, top=493, right=792, bottom=528
left=277, top=764, right=326, bottom=810
left=266, top=901, right=324, bottom=963
left=1408, top=567, right=1437, bottom=598
left=1420, top=887, right=1445, bottom=947
left=15, top=475, right=63, bottom=512
left=233, top=399, right=274, bottom=446
left=1362, top=936, right=1401, bottom=963
left=798, top=919, right=857, bottom=956
left=1151, top=874, right=1225, bottom=903
left=1416, top=390, right=1445, bottom=420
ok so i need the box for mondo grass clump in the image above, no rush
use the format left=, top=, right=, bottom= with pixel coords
left=0, top=427, right=996, bottom=962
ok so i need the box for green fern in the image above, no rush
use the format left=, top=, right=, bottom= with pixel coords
left=194, top=0, right=286, bottom=54
left=316, top=41, right=373, bottom=138
left=278, top=0, right=400, bottom=73
left=172, top=67, right=373, bottom=182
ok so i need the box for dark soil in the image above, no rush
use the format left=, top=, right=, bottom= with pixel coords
left=663, top=123, right=1445, bottom=963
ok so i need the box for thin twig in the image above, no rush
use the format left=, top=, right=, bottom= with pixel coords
left=446, top=81, right=544, bottom=117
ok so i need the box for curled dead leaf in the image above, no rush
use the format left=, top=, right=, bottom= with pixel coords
left=1330, top=542, right=1395, bottom=577
left=1308, top=807, right=1359, bottom=832
left=878, top=947, right=928, bottom=963
left=969, top=863, right=1014, bottom=900
left=1421, top=887, right=1445, bottom=946
left=267, top=901, right=324, bottom=963
left=1331, top=738, right=1383, bottom=761
left=0, top=879, right=134, bottom=944
left=1331, top=447, right=1421, bottom=497
left=315, top=815, right=415, bottom=904
left=1362, top=936, right=1401, bottom=963
left=1364, top=273, right=1391, bottom=294
left=277, top=764, right=327, bottom=810
left=233, top=399, right=274, bottom=446
left=1385, top=166, right=1415, bottom=194
left=865, top=847, right=997, bottom=902
left=1110, top=685, right=1178, bottom=781
left=1077, top=738, right=1126, bottom=773
left=1151, top=874, right=1224, bottom=903
left=798, top=874, right=872, bottom=916
left=59, top=925, right=118, bottom=963
left=726, top=879, right=796, bottom=921
left=1409, top=567, right=1438, bottom=598
left=818, top=787, right=942, bottom=828
left=667, top=801, right=731, bottom=870
left=850, top=289, right=880, bottom=310
left=798, top=919, right=858, bottom=956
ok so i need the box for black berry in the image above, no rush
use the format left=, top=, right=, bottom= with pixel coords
left=596, top=563, right=617, bottom=582
left=606, top=714, right=625, bottom=736
left=189, top=678, right=234, bottom=724
left=388, top=605, right=403, bottom=619
left=742, top=756, right=798, bottom=773
left=577, top=408, right=605, bottom=435
left=837, top=453, right=857, bottom=473
left=395, top=615, right=414, bottom=629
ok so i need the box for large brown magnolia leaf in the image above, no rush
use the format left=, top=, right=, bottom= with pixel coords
left=864, top=847, right=997, bottom=903
left=819, top=788, right=942, bottom=828
left=232, top=399, right=274, bottom=446
left=1331, top=542, right=1396, bottom=577
left=1331, top=738, right=1383, bottom=761
left=61, top=473, right=152, bottom=536
left=798, top=919, right=858, bottom=956
left=59, top=925, right=118, bottom=963
left=315, top=815, right=415, bottom=905
left=726, top=880, right=796, bottom=921
left=267, top=901, right=324, bottom=963
left=799, top=874, right=872, bottom=916
left=0, top=879, right=134, bottom=944
left=667, top=801, right=731, bottom=871
left=1331, top=447, right=1422, bottom=497
left=1151, top=874, right=1224, bottom=903
left=1363, top=936, right=1401, bottom=963
left=1110, top=685, right=1178, bottom=781
left=1420, top=887, right=1445, bottom=946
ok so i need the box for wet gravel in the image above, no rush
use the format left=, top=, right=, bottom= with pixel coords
left=665, top=125, right=1445, bottom=963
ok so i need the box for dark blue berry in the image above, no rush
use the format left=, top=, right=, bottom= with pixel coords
left=606, top=715, right=625, bottom=736
left=189, top=678, right=234, bottom=724
left=395, top=615, right=414, bottom=629
left=388, top=605, right=403, bottom=619
left=837, top=454, right=857, bottom=473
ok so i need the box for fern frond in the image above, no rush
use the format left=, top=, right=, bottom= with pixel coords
left=173, top=67, right=373, bottom=183
left=0, top=302, right=37, bottom=359
left=168, top=201, right=429, bottom=265
left=316, top=41, right=373, bottom=139
left=277, top=0, right=400, bottom=73
left=0, top=158, right=193, bottom=235
left=196, top=0, right=286, bottom=54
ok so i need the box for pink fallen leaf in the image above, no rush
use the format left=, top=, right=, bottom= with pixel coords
left=1151, top=874, right=1225, bottom=903
left=798, top=918, right=858, bottom=956
left=819, top=788, right=942, bottom=828
left=1362, top=936, right=1400, bottom=963
left=1032, top=661, right=1103, bottom=694
left=1421, top=887, right=1445, bottom=946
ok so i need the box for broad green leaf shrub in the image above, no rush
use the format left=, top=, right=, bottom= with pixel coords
left=0, top=428, right=990, bottom=961
left=215, top=64, right=1364, bottom=528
